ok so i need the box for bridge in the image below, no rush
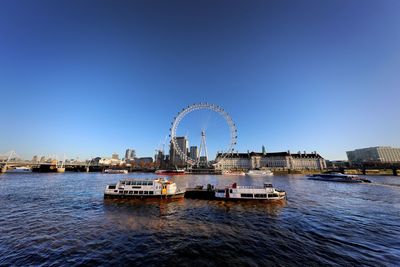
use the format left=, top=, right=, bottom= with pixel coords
left=0, top=151, right=156, bottom=173
left=0, top=150, right=98, bottom=173
left=330, top=162, right=400, bottom=176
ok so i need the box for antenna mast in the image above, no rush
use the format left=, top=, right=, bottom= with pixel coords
left=198, top=130, right=208, bottom=166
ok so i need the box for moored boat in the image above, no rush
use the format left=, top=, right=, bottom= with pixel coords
left=246, top=169, right=273, bottom=176
left=104, top=177, right=185, bottom=199
left=215, top=183, right=286, bottom=201
left=6, top=166, right=32, bottom=173
left=307, top=173, right=371, bottom=183
left=155, top=169, right=186, bottom=175
left=222, top=170, right=246, bottom=176
left=104, top=169, right=128, bottom=174
left=185, top=183, right=286, bottom=201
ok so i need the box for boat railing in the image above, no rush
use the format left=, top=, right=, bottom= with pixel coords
left=236, top=185, right=267, bottom=189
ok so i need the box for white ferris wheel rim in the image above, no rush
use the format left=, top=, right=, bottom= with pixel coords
left=170, top=103, right=237, bottom=166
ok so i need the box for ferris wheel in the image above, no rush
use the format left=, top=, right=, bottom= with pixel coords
left=170, top=103, right=237, bottom=166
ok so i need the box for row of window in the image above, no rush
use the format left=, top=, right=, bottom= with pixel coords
left=115, top=190, right=155, bottom=195
left=121, top=181, right=153, bottom=186
left=240, top=193, right=279, bottom=198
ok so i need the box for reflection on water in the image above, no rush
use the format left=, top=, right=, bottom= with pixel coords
left=0, top=172, right=399, bottom=266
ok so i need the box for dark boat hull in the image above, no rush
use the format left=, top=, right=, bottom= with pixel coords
left=308, top=177, right=370, bottom=183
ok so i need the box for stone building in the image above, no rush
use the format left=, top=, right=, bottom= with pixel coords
left=347, top=146, right=400, bottom=164
left=215, top=151, right=326, bottom=171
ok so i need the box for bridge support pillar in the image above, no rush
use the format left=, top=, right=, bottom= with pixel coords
left=0, top=166, right=6, bottom=173
left=393, top=168, right=398, bottom=176
left=362, top=168, right=366, bottom=175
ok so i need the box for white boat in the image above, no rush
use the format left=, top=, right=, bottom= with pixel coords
left=104, top=169, right=128, bottom=174
left=222, top=170, right=246, bottom=176
left=246, top=169, right=273, bottom=176
left=214, top=183, right=286, bottom=201
left=104, top=177, right=185, bottom=199
left=6, top=167, right=32, bottom=173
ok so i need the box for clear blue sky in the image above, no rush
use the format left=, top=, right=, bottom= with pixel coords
left=1, top=0, right=399, bottom=160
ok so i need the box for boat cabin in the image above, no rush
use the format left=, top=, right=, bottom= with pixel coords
left=214, top=183, right=285, bottom=200
left=104, top=178, right=182, bottom=198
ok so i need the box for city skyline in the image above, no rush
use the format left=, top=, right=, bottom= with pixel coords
left=1, top=0, right=400, bottom=160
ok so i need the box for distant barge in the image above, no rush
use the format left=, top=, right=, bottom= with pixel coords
left=307, top=173, right=371, bottom=183
left=155, top=169, right=186, bottom=175
left=185, top=183, right=286, bottom=201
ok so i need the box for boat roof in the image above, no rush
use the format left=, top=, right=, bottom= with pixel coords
left=119, top=177, right=170, bottom=183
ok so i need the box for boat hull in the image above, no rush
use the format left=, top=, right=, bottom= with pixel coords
left=308, top=177, right=369, bottom=183
left=215, top=196, right=286, bottom=202
left=5, top=169, right=32, bottom=173
left=184, top=189, right=286, bottom=202
left=104, top=170, right=128, bottom=174
left=155, top=172, right=186, bottom=175
left=104, top=192, right=185, bottom=199
left=246, top=173, right=273, bottom=177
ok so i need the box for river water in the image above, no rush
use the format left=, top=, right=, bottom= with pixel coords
left=0, top=173, right=399, bottom=266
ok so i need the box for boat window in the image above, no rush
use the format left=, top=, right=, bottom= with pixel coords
left=148, top=182, right=153, bottom=186
left=114, top=190, right=118, bottom=193
left=120, top=181, right=125, bottom=185
left=149, top=191, right=154, bottom=195
left=255, top=194, right=267, bottom=198
left=119, top=191, right=123, bottom=194
left=125, top=181, right=130, bottom=185
left=108, top=185, right=116, bottom=189
left=131, top=181, right=137, bottom=185
left=268, top=194, right=279, bottom=198
left=144, top=191, right=148, bottom=195
left=138, top=181, right=143, bottom=185
left=134, top=191, right=138, bottom=194
left=132, top=186, right=141, bottom=189
left=217, top=190, right=225, bottom=193
left=230, top=189, right=233, bottom=193
left=241, top=194, right=253, bottom=198
left=129, top=191, right=133, bottom=194
left=123, top=191, right=128, bottom=194
left=139, top=191, right=143, bottom=194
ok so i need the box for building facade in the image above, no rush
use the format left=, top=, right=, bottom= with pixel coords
left=215, top=153, right=251, bottom=170
left=169, top=137, right=189, bottom=167
left=125, top=149, right=136, bottom=160
left=190, top=146, right=198, bottom=161
left=347, top=146, right=400, bottom=163
left=135, top=157, right=153, bottom=164
left=215, top=151, right=326, bottom=171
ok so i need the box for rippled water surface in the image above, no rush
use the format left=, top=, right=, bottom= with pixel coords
left=1, top=173, right=399, bottom=266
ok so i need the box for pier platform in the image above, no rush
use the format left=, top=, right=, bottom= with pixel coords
left=184, top=185, right=216, bottom=200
